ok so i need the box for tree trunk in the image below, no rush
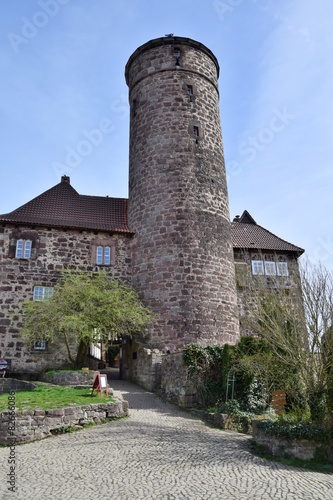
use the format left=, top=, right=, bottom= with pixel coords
left=75, top=340, right=88, bottom=368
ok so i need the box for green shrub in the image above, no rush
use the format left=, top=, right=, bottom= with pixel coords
left=257, top=420, right=329, bottom=442
left=182, top=337, right=314, bottom=418
left=314, top=445, right=328, bottom=464
left=277, top=410, right=311, bottom=426
left=218, top=399, right=257, bottom=431
left=183, top=343, right=227, bottom=406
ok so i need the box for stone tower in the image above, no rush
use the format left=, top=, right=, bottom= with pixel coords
left=125, top=36, right=239, bottom=350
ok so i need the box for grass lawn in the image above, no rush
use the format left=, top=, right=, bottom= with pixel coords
left=0, top=384, right=114, bottom=412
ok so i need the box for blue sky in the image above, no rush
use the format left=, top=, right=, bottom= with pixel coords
left=1, top=0, right=332, bottom=269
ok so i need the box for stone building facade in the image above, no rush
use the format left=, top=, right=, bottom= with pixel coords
left=0, top=37, right=304, bottom=389
left=0, top=178, right=132, bottom=375
left=231, top=211, right=304, bottom=336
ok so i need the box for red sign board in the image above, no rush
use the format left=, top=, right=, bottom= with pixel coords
left=91, top=373, right=108, bottom=397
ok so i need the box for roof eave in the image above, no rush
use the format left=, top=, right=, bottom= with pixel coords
left=0, top=218, right=134, bottom=235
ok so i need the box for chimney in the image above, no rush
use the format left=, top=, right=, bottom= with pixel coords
left=61, top=175, right=70, bottom=184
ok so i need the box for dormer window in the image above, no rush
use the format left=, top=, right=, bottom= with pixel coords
left=15, top=239, right=32, bottom=259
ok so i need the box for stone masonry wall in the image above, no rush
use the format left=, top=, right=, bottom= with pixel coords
left=252, top=420, right=333, bottom=462
left=122, top=340, right=162, bottom=391
left=0, top=224, right=132, bottom=374
left=234, top=249, right=302, bottom=336
left=160, top=352, right=197, bottom=407
left=127, top=37, right=239, bottom=352
left=0, top=378, right=37, bottom=394
left=41, top=370, right=99, bottom=386
left=0, top=398, right=129, bottom=444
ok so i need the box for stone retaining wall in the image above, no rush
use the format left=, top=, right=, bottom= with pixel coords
left=0, top=398, right=128, bottom=444
left=41, top=370, right=99, bottom=386
left=0, top=378, right=37, bottom=394
left=252, top=420, right=333, bottom=462
left=202, top=411, right=252, bottom=433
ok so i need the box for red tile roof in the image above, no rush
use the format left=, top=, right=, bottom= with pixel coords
left=231, top=210, right=304, bottom=255
left=0, top=181, right=305, bottom=254
left=0, top=178, right=132, bottom=234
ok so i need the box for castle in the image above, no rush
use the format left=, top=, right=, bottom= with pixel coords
left=0, top=37, right=304, bottom=394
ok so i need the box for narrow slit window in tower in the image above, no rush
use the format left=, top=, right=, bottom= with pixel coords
left=173, top=48, right=180, bottom=66
left=187, top=85, right=194, bottom=102
left=193, top=126, right=199, bottom=137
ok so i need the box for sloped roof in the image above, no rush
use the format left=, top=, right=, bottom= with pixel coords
left=0, top=177, right=132, bottom=234
left=231, top=210, right=304, bottom=255
left=0, top=181, right=305, bottom=253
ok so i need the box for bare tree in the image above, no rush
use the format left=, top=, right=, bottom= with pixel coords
left=240, top=259, right=333, bottom=421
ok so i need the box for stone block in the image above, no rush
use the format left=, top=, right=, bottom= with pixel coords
left=31, top=416, right=45, bottom=426
left=63, top=415, right=78, bottom=424
left=45, top=416, right=63, bottom=427
left=121, top=401, right=129, bottom=414
left=45, top=408, right=65, bottom=417
left=34, top=408, right=45, bottom=416
left=22, top=409, right=34, bottom=417
left=86, top=410, right=98, bottom=418
left=33, top=430, right=48, bottom=440
left=79, top=419, right=91, bottom=425
left=213, top=413, right=227, bottom=428
left=96, top=404, right=110, bottom=411
left=63, top=407, right=77, bottom=416
left=105, top=402, right=117, bottom=412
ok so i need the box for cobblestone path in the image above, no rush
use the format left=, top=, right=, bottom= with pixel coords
left=1, top=379, right=332, bottom=499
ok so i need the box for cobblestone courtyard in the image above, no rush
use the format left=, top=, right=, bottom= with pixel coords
left=1, top=379, right=332, bottom=500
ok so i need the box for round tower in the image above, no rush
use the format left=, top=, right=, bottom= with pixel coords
left=126, top=36, right=239, bottom=349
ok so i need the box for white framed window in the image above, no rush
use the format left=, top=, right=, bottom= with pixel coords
left=277, top=262, right=289, bottom=277
left=15, top=239, right=32, bottom=259
left=32, top=288, right=51, bottom=352
left=264, top=261, right=276, bottom=276
left=90, top=328, right=102, bottom=359
left=90, top=343, right=102, bottom=360
left=251, top=260, right=264, bottom=275
left=33, top=286, right=53, bottom=301
left=96, top=246, right=111, bottom=266
left=34, top=340, right=46, bottom=350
